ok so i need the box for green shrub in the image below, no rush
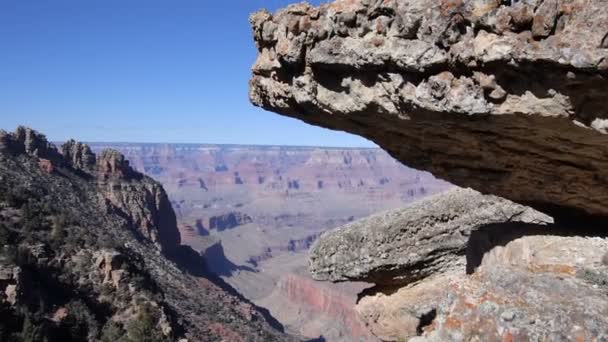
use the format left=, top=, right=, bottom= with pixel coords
left=101, top=320, right=125, bottom=342
left=125, top=304, right=170, bottom=342
left=61, top=300, right=99, bottom=341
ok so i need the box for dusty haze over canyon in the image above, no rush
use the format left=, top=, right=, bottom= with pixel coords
left=91, top=143, right=450, bottom=341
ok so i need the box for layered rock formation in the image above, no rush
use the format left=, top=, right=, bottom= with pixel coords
left=97, top=142, right=449, bottom=342
left=249, top=0, right=608, bottom=217
left=0, top=127, right=293, bottom=341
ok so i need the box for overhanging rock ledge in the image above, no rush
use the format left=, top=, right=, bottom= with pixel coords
left=249, top=0, right=608, bottom=218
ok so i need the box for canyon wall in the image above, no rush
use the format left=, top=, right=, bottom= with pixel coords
left=96, top=143, right=450, bottom=341
left=0, top=127, right=292, bottom=341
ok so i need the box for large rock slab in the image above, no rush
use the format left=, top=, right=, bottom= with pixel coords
left=357, top=234, right=608, bottom=341
left=309, top=188, right=552, bottom=285
left=249, top=0, right=608, bottom=217
left=308, top=187, right=608, bottom=340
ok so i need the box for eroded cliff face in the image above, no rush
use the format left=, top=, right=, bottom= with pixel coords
left=0, top=127, right=293, bottom=341
left=96, top=152, right=182, bottom=253
left=249, top=0, right=608, bottom=217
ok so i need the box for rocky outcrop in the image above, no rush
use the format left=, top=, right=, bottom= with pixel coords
left=309, top=188, right=608, bottom=340
left=249, top=0, right=608, bottom=217
left=0, top=126, right=63, bottom=162
left=99, top=176, right=181, bottom=252
left=208, top=212, right=253, bottom=231
left=61, top=139, right=96, bottom=171
left=97, top=149, right=136, bottom=180
left=0, top=127, right=293, bottom=341
left=356, top=233, right=608, bottom=341
left=309, top=188, right=552, bottom=285
left=0, top=128, right=181, bottom=253
left=0, top=265, right=21, bottom=306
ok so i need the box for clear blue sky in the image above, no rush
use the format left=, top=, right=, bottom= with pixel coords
left=0, top=1, right=374, bottom=147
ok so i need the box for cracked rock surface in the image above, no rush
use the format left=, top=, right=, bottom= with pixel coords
left=249, top=0, right=608, bottom=217
left=309, top=187, right=552, bottom=285
left=309, top=188, right=608, bottom=341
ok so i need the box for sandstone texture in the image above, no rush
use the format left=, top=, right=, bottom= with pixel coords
left=249, top=0, right=608, bottom=217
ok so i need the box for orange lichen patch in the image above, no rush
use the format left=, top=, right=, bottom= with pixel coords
left=328, top=0, right=363, bottom=13
left=476, top=291, right=506, bottom=306
left=38, top=158, right=54, bottom=174
left=441, top=0, right=464, bottom=14
left=529, top=264, right=576, bottom=276
left=444, top=316, right=462, bottom=329
left=576, top=333, right=586, bottom=342
left=561, top=2, right=584, bottom=15
left=464, top=300, right=477, bottom=309
left=471, top=2, right=500, bottom=18
left=503, top=331, right=514, bottom=342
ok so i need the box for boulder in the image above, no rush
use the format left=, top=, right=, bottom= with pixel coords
left=97, top=149, right=135, bottom=179
left=249, top=0, right=608, bottom=218
left=309, top=188, right=552, bottom=285
left=309, top=188, right=608, bottom=340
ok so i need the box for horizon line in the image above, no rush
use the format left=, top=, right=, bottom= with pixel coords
left=54, top=141, right=381, bottom=150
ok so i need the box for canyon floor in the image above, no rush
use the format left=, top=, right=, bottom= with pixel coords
left=92, top=143, right=450, bottom=341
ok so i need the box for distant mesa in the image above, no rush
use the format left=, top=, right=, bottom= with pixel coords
left=208, top=212, right=253, bottom=232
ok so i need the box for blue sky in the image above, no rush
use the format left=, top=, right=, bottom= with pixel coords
left=0, top=1, right=374, bottom=147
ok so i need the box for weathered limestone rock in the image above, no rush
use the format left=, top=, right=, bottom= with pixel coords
left=97, top=149, right=135, bottom=179
left=309, top=188, right=552, bottom=285
left=0, top=126, right=63, bottom=163
left=0, top=265, right=21, bottom=306
left=94, top=250, right=128, bottom=289
left=310, top=188, right=608, bottom=340
left=98, top=172, right=181, bottom=253
left=358, top=233, right=608, bottom=341
left=0, top=127, right=181, bottom=253
left=249, top=0, right=608, bottom=217
left=61, top=139, right=96, bottom=171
